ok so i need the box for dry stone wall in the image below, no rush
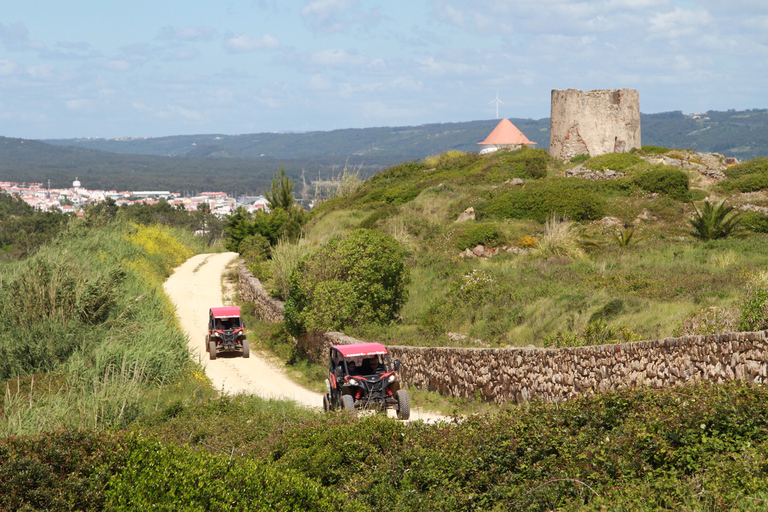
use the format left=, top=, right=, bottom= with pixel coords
left=238, top=260, right=284, bottom=323
left=239, top=262, right=768, bottom=403
left=550, top=88, right=641, bottom=160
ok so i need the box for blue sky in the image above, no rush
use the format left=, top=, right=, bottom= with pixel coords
left=1, top=0, right=766, bottom=139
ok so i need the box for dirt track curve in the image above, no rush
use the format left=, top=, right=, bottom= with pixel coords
left=163, top=252, right=443, bottom=422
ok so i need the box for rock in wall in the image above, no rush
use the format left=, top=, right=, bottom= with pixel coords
left=550, top=88, right=641, bottom=160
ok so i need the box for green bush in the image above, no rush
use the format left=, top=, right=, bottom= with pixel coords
left=720, top=172, right=768, bottom=193
left=455, top=222, right=506, bottom=250
left=284, top=229, right=410, bottom=336
left=570, top=154, right=590, bottom=164
left=738, top=288, right=768, bottom=331
left=633, top=166, right=690, bottom=200
left=480, top=178, right=606, bottom=222
left=723, top=157, right=768, bottom=180
left=631, top=145, right=672, bottom=155
left=584, top=152, right=644, bottom=172
left=742, top=211, right=768, bottom=233
left=106, top=435, right=348, bottom=511
left=488, top=147, right=550, bottom=179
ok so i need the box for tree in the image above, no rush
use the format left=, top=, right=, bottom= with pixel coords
left=265, top=165, right=295, bottom=211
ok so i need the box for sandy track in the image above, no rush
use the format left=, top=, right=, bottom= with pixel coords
left=163, top=252, right=321, bottom=408
left=163, top=252, right=443, bottom=422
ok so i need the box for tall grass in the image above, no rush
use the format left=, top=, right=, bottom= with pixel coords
left=0, top=220, right=200, bottom=435
left=268, top=237, right=313, bottom=300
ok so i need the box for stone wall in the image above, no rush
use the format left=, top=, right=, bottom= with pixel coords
left=238, top=260, right=284, bottom=323
left=238, top=261, right=768, bottom=404
left=550, top=88, right=641, bottom=160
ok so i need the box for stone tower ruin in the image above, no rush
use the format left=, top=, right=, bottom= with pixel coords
left=549, top=88, right=641, bottom=160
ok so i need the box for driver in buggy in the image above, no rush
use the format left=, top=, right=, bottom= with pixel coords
left=360, top=356, right=383, bottom=375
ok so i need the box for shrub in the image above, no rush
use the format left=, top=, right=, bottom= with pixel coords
left=738, top=288, right=768, bottom=331
left=675, top=306, right=737, bottom=336
left=570, top=154, right=590, bottom=164
left=546, top=320, right=640, bottom=348
left=742, top=211, right=768, bottom=233
left=689, top=200, right=743, bottom=241
left=490, top=147, right=550, bottom=179
left=284, top=229, right=410, bottom=336
left=720, top=173, right=768, bottom=193
left=455, top=222, right=506, bottom=250
left=722, top=157, right=768, bottom=180
left=584, top=152, right=644, bottom=172
left=535, top=214, right=587, bottom=260
left=106, top=435, right=347, bottom=511
left=631, top=145, right=672, bottom=155
left=481, top=178, right=606, bottom=222
left=633, top=166, right=690, bottom=200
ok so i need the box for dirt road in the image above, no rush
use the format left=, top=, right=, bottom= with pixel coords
left=164, top=252, right=321, bottom=407
left=164, top=252, right=443, bottom=421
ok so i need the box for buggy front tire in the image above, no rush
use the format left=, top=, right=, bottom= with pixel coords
left=323, top=394, right=331, bottom=412
left=396, top=389, right=410, bottom=420
left=209, top=341, right=217, bottom=360
left=242, top=340, right=250, bottom=358
left=341, top=394, right=355, bottom=412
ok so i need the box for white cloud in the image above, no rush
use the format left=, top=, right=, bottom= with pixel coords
left=301, top=0, right=356, bottom=33
left=649, top=7, right=713, bottom=37
left=104, top=60, right=131, bottom=71
left=224, top=34, right=280, bottom=53
left=0, top=59, right=19, bottom=76
left=158, top=25, right=216, bottom=41
left=65, top=99, right=91, bottom=110
left=310, top=48, right=367, bottom=67
left=415, top=56, right=486, bottom=77
left=308, top=74, right=334, bottom=91
left=26, top=64, right=56, bottom=80
left=167, top=105, right=204, bottom=121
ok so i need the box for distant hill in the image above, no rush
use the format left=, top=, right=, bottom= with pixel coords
left=0, top=109, right=765, bottom=194
left=44, top=109, right=768, bottom=162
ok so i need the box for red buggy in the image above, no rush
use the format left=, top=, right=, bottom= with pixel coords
left=206, top=306, right=249, bottom=360
left=324, top=342, right=410, bottom=420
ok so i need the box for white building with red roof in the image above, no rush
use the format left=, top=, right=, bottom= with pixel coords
left=477, top=118, right=536, bottom=155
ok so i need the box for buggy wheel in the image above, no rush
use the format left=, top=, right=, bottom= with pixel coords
left=323, top=394, right=331, bottom=412
left=242, top=340, right=250, bottom=358
left=396, top=389, right=410, bottom=421
left=209, top=341, right=217, bottom=360
left=341, top=394, right=355, bottom=412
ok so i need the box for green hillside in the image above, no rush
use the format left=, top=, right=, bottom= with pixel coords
left=6, top=146, right=768, bottom=508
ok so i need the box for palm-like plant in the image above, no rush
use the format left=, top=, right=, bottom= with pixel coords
left=611, top=226, right=640, bottom=247
left=688, top=200, right=742, bottom=241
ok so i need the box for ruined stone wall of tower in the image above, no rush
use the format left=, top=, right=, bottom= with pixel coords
left=549, top=88, right=641, bottom=160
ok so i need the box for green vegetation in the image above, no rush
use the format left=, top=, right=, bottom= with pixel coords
left=0, top=218, right=214, bottom=436
left=9, top=138, right=768, bottom=509
left=6, top=381, right=768, bottom=510
left=284, top=229, right=410, bottom=336
left=689, top=200, right=743, bottom=241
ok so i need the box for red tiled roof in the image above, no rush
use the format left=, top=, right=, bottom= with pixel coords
left=478, top=118, right=535, bottom=145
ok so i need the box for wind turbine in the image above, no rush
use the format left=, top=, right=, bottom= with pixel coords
left=489, top=90, right=504, bottom=119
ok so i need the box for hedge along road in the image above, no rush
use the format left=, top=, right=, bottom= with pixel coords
left=164, top=252, right=443, bottom=422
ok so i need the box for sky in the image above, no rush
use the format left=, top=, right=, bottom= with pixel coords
left=1, top=0, right=767, bottom=140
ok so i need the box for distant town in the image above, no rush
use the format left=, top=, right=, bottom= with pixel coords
left=0, top=177, right=270, bottom=216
